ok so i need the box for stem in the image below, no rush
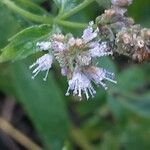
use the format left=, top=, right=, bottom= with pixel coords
left=1, top=0, right=93, bottom=29
left=71, top=125, right=95, bottom=150
left=60, top=0, right=95, bottom=19
left=0, top=117, right=42, bottom=150
left=17, top=0, right=48, bottom=15
left=57, top=20, right=87, bottom=28
left=1, top=0, right=53, bottom=24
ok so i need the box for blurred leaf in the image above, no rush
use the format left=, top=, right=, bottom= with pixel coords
left=99, top=122, right=150, bottom=150
left=76, top=91, right=106, bottom=117
left=96, top=0, right=111, bottom=8
left=10, top=59, right=69, bottom=149
left=0, top=4, right=21, bottom=48
left=108, top=65, right=150, bottom=119
left=128, top=0, right=150, bottom=26
left=100, top=130, right=121, bottom=150
left=121, top=122, right=150, bottom=150
left=0, top=24, right=51, bottom=62
left=116, top=66, right=146, bottom=92
left=107, top=94, right=126, bottom=121
left=0, top=64, right=15, bottom=95
left=97, top=56, right=117, bottom=73
left=14, top=0, right=48, bottom=15
left=117, top=93, right=150, bottom=119
left=31, top=0, right=45, bottom=4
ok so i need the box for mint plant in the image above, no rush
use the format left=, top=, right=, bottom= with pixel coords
left=1, top=0, right=149, bottom=100
left=0, top=0, right=150, bottom=149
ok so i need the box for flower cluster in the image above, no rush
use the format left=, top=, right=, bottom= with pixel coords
left=29, top=0, right=150, bottom=99
left=30, top=21, right=116, bottom=100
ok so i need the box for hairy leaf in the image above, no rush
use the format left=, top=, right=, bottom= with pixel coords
left=0, top=4, right=21, bottom=48
left=0, top=24, right=51, bottom=62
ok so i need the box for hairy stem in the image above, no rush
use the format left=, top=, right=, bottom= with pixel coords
left=57, top=20, right=87, bottom=28
left=16, top=0, right=48, bottom=14
left=1, top=0, right=89, bottom=29
left=1, top=0, right=53, bottom=24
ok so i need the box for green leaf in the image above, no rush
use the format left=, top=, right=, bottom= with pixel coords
left=107, top=94, right=126, bottom=121
left=96, top=0, right=111, bottom=8
left=10, top=59, right=69, bottom=149
left=117, top=93, right=150, bottom=119
left=0, top=24, right=51, bottom=62
left=99, top=121, right=150, bottom=150
left=128, top=0, right=150, bottom=26
left=97, top=56, right=117, bottom=73
left=116, top=66, right=146, bottom=92
left=99, top=131, right=121, bottom=150
left=31, top=0, right=45, bottom=4
left=0, top=64, right=15, bottom=95
left=0, top=4, right=21, bottom=48
left=121, top=121, right=150, bottom=150
left=108, top=65, right=150, bottom=119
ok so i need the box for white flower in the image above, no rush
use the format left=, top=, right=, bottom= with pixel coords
left=29, top=54, right=53, bottom=81
left=82, top=21, right=99, bottom=43
left=65, top=71, right=96, bottom=100
left=61, top=67, right=68, bottom=76
left=68, top=37, right=76, bottom=47
left=85, top=67, right=117, bottom=90
left=51, top=41, right=66, bottom=52
left=89, top=42, right=112, bottom=57
left=36, top=42, right=51, bottom=51
left=77, top=53, right=91, bottom=66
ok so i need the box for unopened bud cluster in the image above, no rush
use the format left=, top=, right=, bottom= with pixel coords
left=30, top=22, right=116, bottom=100
left=96, top=0, right=150, bottom=62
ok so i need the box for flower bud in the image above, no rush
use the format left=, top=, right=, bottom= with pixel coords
left=111, top=0, right=133, bottom=7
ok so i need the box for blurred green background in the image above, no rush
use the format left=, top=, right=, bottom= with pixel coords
left=0, top=0, right=150, bottom=150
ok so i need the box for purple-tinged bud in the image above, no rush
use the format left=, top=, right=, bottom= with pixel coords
left=36, top=42, right=51, bottom=51
left=111, top=0, right=133, bottom=7
left=61, top=67, right=68, bottom=76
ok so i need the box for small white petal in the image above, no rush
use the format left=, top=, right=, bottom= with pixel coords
left=68, top=37, right=76, bottom=47
left=85, top=67, right=116, bottom=90
left=61, top=67, right=68, bottom=76
left=82, top=22, right=98, bottom=43
left=66, top=70, right=96, bottom=100
left=30, top=54, right=53, bottom=80
left=36, top=42, right=51, bottom=51
left=52, top=41, right=66, bottom=52
left=89, top=42, right=112, bottom=57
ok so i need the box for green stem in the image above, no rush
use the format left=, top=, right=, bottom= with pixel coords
left=60, top=0, right=95, bottom=19
left=17, top=0, right=48, bottom=14
left=1, top=0, right=53, bottom=24
left=57, top=20, right=87, bottom=28
left=1, top=0, right=91, bottom=29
